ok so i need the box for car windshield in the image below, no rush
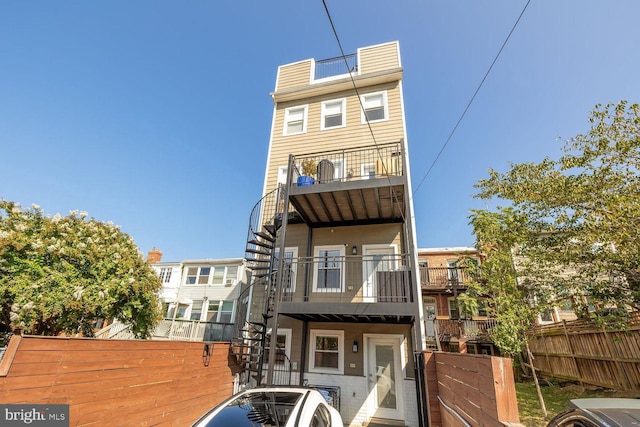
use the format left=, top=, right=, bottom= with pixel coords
left=201, top=391, right=304, bottom=427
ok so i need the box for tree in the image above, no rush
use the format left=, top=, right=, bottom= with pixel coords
left=466, top=209, right=536, bottom=358
left=473, top=101, right=640, bottom=323
left=0, top=201, right=162, bottom=338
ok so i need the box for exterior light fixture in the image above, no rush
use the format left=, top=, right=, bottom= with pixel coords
left=352, top=245, right=357, bottom=255
left=352, top=340, right=359, bottom=353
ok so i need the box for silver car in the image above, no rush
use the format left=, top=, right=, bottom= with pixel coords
left=191, top=387, right=343, bottom=427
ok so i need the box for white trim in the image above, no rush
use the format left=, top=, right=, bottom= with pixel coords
left=360, top=91, right=389, bottom=124
left=363, top=333, right=406, bottom=421
left=320, top=98, right=346, bottom=130
left=362, top=244, right=398, bottom=302
left=275, top=246, right=299, bottom=292
left=267, top=327, right=292, bottom=364
left=309, top=329, right=344, bottom=374
left=312, top=245, right=345, bottom=293
left=283, top=105, right=308, bottom=136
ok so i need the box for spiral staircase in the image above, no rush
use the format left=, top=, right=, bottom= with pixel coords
left=230, top=186, right=296, bottom=387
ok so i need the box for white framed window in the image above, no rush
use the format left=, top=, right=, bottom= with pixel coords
left=190, top=300, right=204, bottom=320
left=266, top=328, right=292, bottom=365
left=361, top=163, right=375, bottom=179
left=321, top=98, right=346, bottom=130
left=312, top=245, right=345, bottom=293
left=283, top=105, right=308, bottom=135
left=158, top=267, right=172, bottom=283
left=277, top=165, right=289, bottom=186
left=185, top=266, right=211, bottom=285
left=275, top=247, right=298, bottom=292
left=309, top=329, right=344, bottom=374
left=360, top=91, right=388, bottom=123
left=206, top=300, right=235, bottom=323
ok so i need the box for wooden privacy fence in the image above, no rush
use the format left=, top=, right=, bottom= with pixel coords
left=0, top=335, right=241, bottom=426
left=526, top=312, right=640, bottom=391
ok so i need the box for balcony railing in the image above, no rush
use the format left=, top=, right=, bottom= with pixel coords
left=275, top=253, right=414, bottom=304
left=152, top=318, right=235, bottom=341
left=314, top=53, right=357, bottom=80
left=291, top=142, right=403, bottom=186
left=420, top=266, right=477, bottom=289
left=435, top=318, right=498, bottom=340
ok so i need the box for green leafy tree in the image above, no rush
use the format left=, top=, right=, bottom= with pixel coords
left=473, top=101, right=640, bottom=323
left=0, top=201, right=162, bottom=337
left=466, top=209, right=536, bottom=358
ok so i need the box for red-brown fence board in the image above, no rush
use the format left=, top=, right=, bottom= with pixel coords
left=0, top=335, right=240, bottom=426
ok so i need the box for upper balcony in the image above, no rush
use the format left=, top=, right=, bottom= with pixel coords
left=285, top=142, right=406, bottom=227
left=420, top=266, right=478, bottom=292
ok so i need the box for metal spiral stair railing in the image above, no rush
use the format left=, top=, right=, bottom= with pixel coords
left=231, top=186, right=295, bottom=387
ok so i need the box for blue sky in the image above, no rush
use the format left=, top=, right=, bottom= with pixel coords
left=1, top=1, right=638, bottom=262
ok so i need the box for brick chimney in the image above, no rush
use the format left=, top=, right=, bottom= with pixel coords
left=147, top=247, right=163, bottom=264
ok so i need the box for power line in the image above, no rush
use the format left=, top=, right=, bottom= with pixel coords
left=412, top=0, right=531, bottom=196
left=322, top=0, right=407, bottom=223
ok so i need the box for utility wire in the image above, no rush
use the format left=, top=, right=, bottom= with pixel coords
left=322, top=0, right=407, bottom=222
left=412, top=0, right=531, bottom=196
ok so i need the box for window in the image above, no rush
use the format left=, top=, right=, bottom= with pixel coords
left=206, top=300, right=234, bottom=323
left=190, top=300, right=204, bottom=320
left=212, top=267, right=225, bottom=285
left=284, top=105, right=307, bottom=135
left=158, top=267, right=172, bottom=283
left=175, top=303, right=188, bottom=319
left=266, top=328, right=291, bottom=365
left=321, top=99, right=345, bottom=130
left=313, top=245, right=345, bottom=293
left=185, top=266, right=210, bottom=285
left=361, top=91, right=388, bottom=123
left=226, top=266, right=238, bottom=285
left=309, top=330, right=343, bottom=374
left=275, top=247, right=298, bottom=292
left=361, top=163, right=375, bottom=179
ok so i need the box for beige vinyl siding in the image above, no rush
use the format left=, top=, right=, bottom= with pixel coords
left=359, top=42, right=400, bottom=74
left=276, top=61, right=312, bottom=91
left=265, top=81, right=404, bottom=192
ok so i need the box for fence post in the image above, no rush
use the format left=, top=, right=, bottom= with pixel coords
left=562, top=320, right=584, bottom=386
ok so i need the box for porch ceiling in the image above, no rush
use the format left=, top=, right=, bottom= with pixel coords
left=288, top=177, right=405, bottom=226
left=279, top=301, right=415, bottom=324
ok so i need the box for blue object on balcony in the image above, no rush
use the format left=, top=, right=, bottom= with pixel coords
left=297, top=176, right=315, bottom=186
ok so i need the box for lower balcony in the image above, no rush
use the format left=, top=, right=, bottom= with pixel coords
left=274, top=254, right=416, bottom=323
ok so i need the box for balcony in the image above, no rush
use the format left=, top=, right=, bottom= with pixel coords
left=435, top=318, right=497, bottom=340
left=287, top=142, right=406, bottom=227
left=274, top=253, right=416, bottom=323
left=314, top=53, right=357, bottom=80
left=420, top=266, right=477, bottom=291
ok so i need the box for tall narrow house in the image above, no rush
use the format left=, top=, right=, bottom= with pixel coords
left=234, top=41, right=423, bottom=426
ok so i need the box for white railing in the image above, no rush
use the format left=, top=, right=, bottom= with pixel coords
left=96, top=319, right=234, bottom=341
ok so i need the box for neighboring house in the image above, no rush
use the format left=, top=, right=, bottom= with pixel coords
left=98, top=250, right=247, bottom=342
left=419, top=247, right=498, bottom=355
left=233, top=41, right=423, bottom=426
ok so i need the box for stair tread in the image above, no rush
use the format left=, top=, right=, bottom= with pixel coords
left=254, top=231, right=276, bottom=242
left=248, top=239, right=274, bottom=249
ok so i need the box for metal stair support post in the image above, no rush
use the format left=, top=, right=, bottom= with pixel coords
left=266, top=154, right=294, bottom=385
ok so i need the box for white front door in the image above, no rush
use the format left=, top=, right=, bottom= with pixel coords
left=366, top=335, right=404, bottom=421
left=362, top=245, right=396, bottom=302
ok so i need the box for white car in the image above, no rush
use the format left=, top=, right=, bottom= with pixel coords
left=191, top=387, right=343, bottom=427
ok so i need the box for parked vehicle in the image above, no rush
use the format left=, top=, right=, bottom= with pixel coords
left=546, top=398, right=640, bottom=427
left=191, top=387, right=343, bottom=427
